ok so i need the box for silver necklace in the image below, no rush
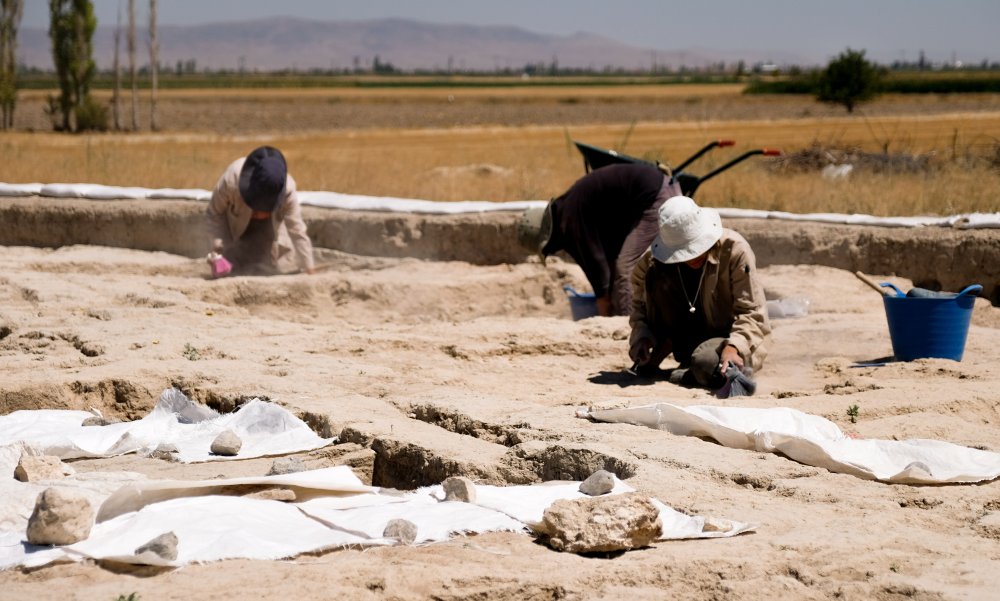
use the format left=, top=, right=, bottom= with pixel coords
left=677, top=264, right=706, bottom=314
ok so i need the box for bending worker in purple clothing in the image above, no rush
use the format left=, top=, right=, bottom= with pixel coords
left=518, top=163, right=680, bottom=316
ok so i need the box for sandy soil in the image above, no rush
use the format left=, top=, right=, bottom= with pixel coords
left=2, top=214, right=1000, bottom=600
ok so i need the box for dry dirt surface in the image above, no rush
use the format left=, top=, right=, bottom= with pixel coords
left=2, top=224, right=1000, bottom=600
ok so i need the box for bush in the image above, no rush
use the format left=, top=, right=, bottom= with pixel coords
left=816, top=48, right=883, bottom=113
left=74, top=96, right=108, bottom=132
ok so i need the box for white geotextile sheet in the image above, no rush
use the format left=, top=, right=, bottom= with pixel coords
left=1, top=466, right=753, bottom=570
left=583, top=404, right=1000, bottom=484
left=0, top=388, right=333, bottom=464
left=3, top=181, right=1000, bottom=226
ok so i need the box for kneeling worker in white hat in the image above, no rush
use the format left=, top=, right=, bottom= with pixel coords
left=629, top=196, right=771, bottom=395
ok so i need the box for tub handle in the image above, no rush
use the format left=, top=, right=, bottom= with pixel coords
left=958, top=284, right=983, bottom=297
left=879, top=283, right=906, bottom=298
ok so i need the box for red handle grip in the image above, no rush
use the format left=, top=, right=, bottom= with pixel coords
left=718, top=139, right=735, bottom=147
left=761, top=148, right=783, bottom=156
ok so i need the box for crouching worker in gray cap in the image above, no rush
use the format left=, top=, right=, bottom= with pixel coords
left=629, top=196, right=770, bottom=396
left=206, top=146, right=315, bottom=276
left=518, top=163, right=680, bottom=316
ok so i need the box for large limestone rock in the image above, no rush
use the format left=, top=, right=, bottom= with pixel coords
left=14, top=455, right=71, bottom=482
left=26, top=487, right=95, bottom=546
left=542, top=493, right=662, bottom=553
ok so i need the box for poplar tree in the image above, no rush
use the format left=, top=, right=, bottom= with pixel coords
left=127, top=0, right=137, bottom=130
left=148, top=0, right=158, bottom=131
left=0, top=0, right=24, bottom=130
left=48, top=0, right=98, bottom=131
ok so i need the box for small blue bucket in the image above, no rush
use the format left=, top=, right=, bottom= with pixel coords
left=564, top=285, right=599, bottom=320
left=880, top=283, right=981, bottom=361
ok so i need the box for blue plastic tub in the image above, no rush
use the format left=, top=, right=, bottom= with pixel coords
left=563, top=285, right=599, bottom=320
left=880, top=283, right=981, bottom=361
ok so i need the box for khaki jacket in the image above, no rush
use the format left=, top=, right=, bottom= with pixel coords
left=206, top=157, right=315, bottom=272
left=629, top=228, right=771, bottom=370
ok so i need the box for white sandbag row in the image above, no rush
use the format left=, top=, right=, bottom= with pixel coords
left=3, top=181, right=1000, bottom=226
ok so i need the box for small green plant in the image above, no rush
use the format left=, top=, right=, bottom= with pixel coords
left=182, top=343, right=200, bottom=361
left=846, top=404, right=860, bottom=424
left=115, top=593, right=140, bottom=601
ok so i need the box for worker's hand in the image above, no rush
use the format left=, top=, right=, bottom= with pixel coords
left=595, top=294, right=613, bottom=316
left=630, top=337, right=655, bottom=366
left=719, top=344, right=743, bottom=375
left=211, top=238, right=224, bottom=253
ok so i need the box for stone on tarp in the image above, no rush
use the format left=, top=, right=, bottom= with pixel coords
left=81, top=416, right=122, bottom=427
left=26, top=487, right=95, bottom=546
left=701, top=516, right=735, bottom=533
left=442, top=476, right=477, bottom=503
left=542, top=492, right=661, bottom=553
left=14, top=454, right=70, bottom=482
left=383, top=518, right=418, bottom=545
left=135, top=531, right=179, bottom=561
left=578, top=469, right=615, bottom=496
left=244, top=487, right=297, bottom=502
left=149, top=443, right=179, bottom=461
left=267, top=456, right=306, bottom=476
left=210, top=430, right=242, bottom=456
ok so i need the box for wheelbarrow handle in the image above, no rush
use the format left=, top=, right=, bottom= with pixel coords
left=673, top=140, right=736, bottom=173
left=694, top=148, right=784, bottom=186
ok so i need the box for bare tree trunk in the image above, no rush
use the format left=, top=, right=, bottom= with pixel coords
left=127, top=0, right=137, bottom=131
left=148, top=0, right=157, bottom=131
left=0, top=0, right=24, bottom=130
left=112, top=2, right=121, bottom=130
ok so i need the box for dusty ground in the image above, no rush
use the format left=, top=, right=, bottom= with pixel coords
left=2, top=213, right=1000, bottom=599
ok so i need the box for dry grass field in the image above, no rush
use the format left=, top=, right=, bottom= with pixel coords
left=4, top=85, right=1000, bottom=214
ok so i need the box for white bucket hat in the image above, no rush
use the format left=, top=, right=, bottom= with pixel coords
left=650, top=196, right=722, bottom=264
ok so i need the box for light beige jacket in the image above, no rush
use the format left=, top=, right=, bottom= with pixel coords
left=630, top=228, right=771, bottom=370
left=206, top=157, right=315, bottom=272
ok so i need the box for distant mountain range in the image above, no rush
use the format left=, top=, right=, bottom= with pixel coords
left=18, top=17, right=809, bottom=72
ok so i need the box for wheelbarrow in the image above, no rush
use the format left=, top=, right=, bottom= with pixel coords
left=573, top=139, right=782, bottom=197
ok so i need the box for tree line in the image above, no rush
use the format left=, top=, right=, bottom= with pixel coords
left=0, top=0, right=159, bottom=132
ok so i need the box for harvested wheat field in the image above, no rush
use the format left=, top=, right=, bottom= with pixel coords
left=2, top=86, right=1000, bottom=600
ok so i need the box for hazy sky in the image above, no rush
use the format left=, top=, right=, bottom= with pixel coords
left=21, top=0, right=1000, bottom=65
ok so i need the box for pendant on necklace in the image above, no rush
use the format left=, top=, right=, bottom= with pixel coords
left=688, top=306, right=696, bottom=314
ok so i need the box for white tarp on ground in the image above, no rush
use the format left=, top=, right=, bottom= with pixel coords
left=2, top=181, right=1000, bottom=226
left=0, top=388, right=333, bottom=464
left=1, top=465, right=754, bottom=570
left=581, top=404, right=1000, bottom=484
